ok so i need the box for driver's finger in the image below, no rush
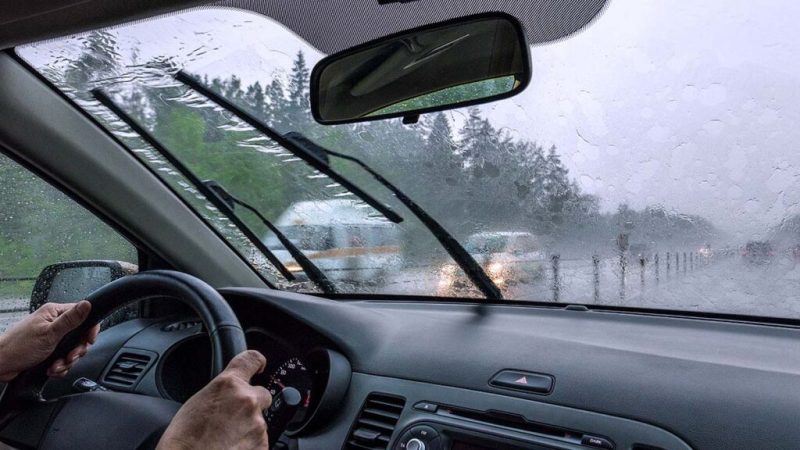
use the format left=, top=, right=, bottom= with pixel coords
left=224, top=350, right=267, bottom=381
left=251, top=385, right=272, bottom=410
left=47, top=362, right=70, bottom=377
left=83, top=324, right=100, bottom=345
left=50, top=300, right=92, bottom=337
left=66, top=343, right=90, bottom=363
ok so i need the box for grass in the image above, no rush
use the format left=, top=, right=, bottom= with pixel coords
left=0, top=280, right=34, bottom=299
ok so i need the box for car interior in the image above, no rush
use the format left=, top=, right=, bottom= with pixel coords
left=1, top=1, right=799, bottom=449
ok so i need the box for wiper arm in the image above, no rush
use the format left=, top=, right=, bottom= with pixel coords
left=174, top=71, right=403, bottom=224
left=290, top=136, right=504, bottom=300
left=91, top=88, right=297, bottom=283
left=173, top=70, right=501, bottom=299
left=203, top=180, right=336, bottom=294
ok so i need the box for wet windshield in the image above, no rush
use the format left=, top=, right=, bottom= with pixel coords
left=18, top=2, right=800, bottom=318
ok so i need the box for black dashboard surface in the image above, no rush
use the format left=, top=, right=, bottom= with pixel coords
left=46, top=288, right=800, bottom=449
left=223, top=288, right=800, bottom=449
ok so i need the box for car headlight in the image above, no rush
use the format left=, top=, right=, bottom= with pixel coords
left=438, top=264, right=458, bottom=288
left=285, top=262, right=303, bottom=273
left=486, top=262, right=506, bottom=285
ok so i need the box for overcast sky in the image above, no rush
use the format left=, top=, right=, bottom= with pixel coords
left=21, top=0, right=800, bottom=240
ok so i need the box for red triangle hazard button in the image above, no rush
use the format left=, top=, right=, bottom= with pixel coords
left=515, top=376, right=528, bottom=384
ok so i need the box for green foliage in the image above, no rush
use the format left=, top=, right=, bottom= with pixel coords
left=0, top=154, right=136, bottom=285
left=370, top=76, right=515, bottom=117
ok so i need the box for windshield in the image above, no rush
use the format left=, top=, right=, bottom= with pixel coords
left=18, top=2, right=800, bottom=318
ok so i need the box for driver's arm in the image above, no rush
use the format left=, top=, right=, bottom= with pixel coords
left=0, top=301, right=98, bottom=381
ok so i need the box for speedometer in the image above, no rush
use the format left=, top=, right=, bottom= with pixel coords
left=266, top=357, right=313, bottom=426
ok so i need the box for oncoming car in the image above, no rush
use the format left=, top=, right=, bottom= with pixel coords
left=439, top=231, right=545, bottom=294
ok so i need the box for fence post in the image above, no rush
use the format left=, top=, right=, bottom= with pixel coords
left=639, top=256, right=645, bottom=288
left=592, top=255, right=600, bottom=303
left=551, top=254, right=560, bottom=302
left=619, top=252, right=626, bottom=301
left=683, top=252, right=687, bottom=274
left=654, top=253, right=660, bottom=284
left=666, top=251, right=670, bottom=276
left=675, top=252, right=679, bottom=273
left=690, top=252, right=694, bottom=271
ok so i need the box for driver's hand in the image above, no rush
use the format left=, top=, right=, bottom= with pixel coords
left=157, top=350, right=272, bottom=450
left=0, top=301, right=99, bottom=382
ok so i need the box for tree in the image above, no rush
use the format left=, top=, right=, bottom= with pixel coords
left=285, top=51, right=310, bottom=128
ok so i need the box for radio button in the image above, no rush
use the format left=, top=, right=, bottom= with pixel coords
left=410, top=425, right=439, bottom=440
left=581, top=435, right=615, bottom=449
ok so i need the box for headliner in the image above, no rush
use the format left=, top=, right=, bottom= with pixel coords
left=0, top=0, right=608, bottom=53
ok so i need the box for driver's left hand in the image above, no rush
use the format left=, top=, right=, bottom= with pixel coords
left=0, top=301, right=99, bottom=381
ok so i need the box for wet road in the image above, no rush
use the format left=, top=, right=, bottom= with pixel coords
left=383, top=254, right=800, bottom=319
left=3, top=255, right=799, bottom=333
left=0, top=301, right=28, bottom=333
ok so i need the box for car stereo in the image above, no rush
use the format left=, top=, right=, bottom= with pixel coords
left=393, top=420, right=614, bottom=450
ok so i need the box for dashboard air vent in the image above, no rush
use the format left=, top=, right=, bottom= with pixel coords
left=102, top=350, right=155, bottom=389
left=345, top=393, right=406, bottom=450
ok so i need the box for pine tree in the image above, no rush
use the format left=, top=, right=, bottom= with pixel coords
left=245, top=81, right=267, bottom=120
left=285, top=51, right=310, bottom=128
left=264, top=77, right=287, bottom=129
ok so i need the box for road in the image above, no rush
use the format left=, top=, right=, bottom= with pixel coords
left=3, top=254, right=799, bottom=332
left=383, top=253, right=800, bottom=319
left=0, top=302, right=28, bottom=333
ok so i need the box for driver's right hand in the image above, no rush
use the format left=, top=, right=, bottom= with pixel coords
left=157, top=350, right=272, bottom=450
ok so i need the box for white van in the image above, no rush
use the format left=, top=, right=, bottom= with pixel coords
left=263, top=199, right=402, bottom=285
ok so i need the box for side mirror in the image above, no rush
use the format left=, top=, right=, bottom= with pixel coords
left=30, top=260, right=138, bottom=316
left=310, top=13, right=530, bottom=124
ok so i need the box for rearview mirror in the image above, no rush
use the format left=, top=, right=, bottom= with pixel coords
left=310, top=13, right=530, bottom=124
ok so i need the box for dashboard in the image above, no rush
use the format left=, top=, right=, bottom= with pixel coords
left=41, top=288, right=800, bottom=450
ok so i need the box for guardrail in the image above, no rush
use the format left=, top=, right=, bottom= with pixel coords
left=548, top=250, right=725, bottom=303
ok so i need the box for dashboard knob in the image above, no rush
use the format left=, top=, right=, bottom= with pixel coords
left=406, top=438, right=426, bottom=450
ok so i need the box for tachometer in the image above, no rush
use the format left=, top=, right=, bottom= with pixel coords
left=266, top=357, right=313, bottom=426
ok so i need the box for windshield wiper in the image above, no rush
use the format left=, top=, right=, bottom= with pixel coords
left=174, top=70, right=501, bottom=299
left=92, top=88, right=298, bottom=284
left=174, top=71, right=403, bottom=224
left=287, top=134, right=504, bottom=300
left=203, top=180, right=336, bottom=294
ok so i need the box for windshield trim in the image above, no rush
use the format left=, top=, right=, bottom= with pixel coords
left=8, top=49, right=278, bottom=289
left=322, top=292, right=800, bottom=328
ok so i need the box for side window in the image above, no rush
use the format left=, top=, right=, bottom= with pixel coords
left=0, top=153, right=138, bottom=332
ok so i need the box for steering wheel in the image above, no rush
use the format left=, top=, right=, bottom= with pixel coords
left=0, top=270, right=246, bottom=450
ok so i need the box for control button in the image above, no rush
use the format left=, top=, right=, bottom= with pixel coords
left=413, top=401, right=438, bottom=413
left=489, top=370, right=554, bottom=394
left=406, top=438, right=426, bottom=450
left=73, top=377, right=108, bottom=393
left=410, top=425, right=439, bottom=440
left=581, top=435, right=615, bottom=449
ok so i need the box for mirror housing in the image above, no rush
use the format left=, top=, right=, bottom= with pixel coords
left=310, top=13, right=531, bottom=124
left=30, top=261, right=138, bottom=323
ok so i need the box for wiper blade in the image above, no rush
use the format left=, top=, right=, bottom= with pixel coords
left=172, top=71, right=500, bottom=299
left=203, top=180, right=336, bottom=294
left=174, top=70, right=403, bottom=224
left=293, top=137, right=504, bottom=300
left=91, top=88, right=297, bottom=283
